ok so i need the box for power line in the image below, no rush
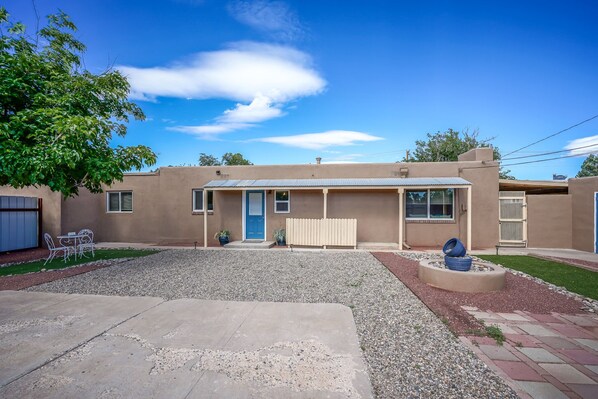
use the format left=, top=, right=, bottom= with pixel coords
left=503, top=114, right=598, bottom=157
left=501, top=142, right=598, bottom=161
left=501, top=149, right=596, bottom=167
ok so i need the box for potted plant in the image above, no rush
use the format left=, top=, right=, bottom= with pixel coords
left=214, top=229, right=230, bottom=246
left=273, top=228, right=286, bottom=246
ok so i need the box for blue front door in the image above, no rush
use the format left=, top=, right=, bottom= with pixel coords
left=246, top=190, right=265, bottom=240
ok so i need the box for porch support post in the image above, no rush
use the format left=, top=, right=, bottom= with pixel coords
left=323, top=188, right=328, bottom=249
left=203, top=189, right=208, bottom=248
left=323, top=188, right=328, bottom=219
left=398, top=188, right=404, bottom=251
left=466, top=186, right=472, bottom=252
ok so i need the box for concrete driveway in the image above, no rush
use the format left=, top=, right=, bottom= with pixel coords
left=0, top=291, right=372, bottom=398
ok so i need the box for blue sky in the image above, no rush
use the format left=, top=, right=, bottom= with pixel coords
left=7, top=0, right=598, bottom=179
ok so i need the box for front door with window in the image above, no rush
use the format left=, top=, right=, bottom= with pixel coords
left=246, top=190, right=265, bottom=240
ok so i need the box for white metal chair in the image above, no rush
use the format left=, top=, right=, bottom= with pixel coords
left=77, top=228, right=95, bottom=258
left=44, top=233, right=75, bottom=265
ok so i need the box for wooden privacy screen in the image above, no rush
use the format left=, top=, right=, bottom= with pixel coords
left=286, top=218, right=357, bottom=248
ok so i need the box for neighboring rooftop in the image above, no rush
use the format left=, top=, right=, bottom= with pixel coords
left=499, top=179, right=568, bottom=195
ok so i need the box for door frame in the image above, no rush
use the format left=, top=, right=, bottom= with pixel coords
left=498, top=191, right=527, bottom=246
left=242, top=190, right=267, bottom=240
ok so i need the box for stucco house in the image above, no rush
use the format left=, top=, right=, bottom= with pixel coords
left=2, top=147, right=598, bottom=252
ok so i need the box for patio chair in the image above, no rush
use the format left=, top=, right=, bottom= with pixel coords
left=44, top=233, right=75, bottom=265
left=78, top=228, right=96, bottom=258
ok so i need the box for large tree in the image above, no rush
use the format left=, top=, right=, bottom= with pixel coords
left=198, top=152, right=253, bottom=166
left=576, top=154, right=598, bottom=178
left=404, top=128, right=514, bottom=179
left=0, top=8, right=156, bottom=197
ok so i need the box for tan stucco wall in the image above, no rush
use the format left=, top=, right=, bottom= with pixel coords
left=0, top=186, right=62, bottom=248
left=570, top=177, right=598, bottom=252
left=8, top=157, right=501, bottom=249
left=526, top=195, right=572, bottom=249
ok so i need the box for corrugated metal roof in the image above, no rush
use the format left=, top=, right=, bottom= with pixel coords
left=204, top=177, right=471, bottom=189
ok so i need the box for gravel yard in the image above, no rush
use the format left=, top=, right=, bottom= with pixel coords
left=29, top=249, right=517, bottom=398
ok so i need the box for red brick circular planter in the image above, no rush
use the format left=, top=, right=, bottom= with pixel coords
left=418, top=259, right=506, bottom=293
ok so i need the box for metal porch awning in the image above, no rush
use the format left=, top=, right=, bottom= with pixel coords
left=203, top=177, right=471, bottom=190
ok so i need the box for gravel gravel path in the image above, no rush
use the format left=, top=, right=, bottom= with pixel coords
left=29, top=249, right=517, bottom=398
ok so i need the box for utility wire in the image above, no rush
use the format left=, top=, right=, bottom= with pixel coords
left=503, top=114, right=598, bottom=157
left=502, top=150, right=596, bottom=167
left=501, top=142, right=598, bottom=161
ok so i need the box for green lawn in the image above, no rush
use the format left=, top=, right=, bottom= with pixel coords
left=478, top=255, right=598, bottom=300
left=0, top=249, right=158, bottom=277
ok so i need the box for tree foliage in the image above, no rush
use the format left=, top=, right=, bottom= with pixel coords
left=0, top=8, right=156, bottom=197
left=198, top=152, right=253, bottom=166
left=576, top=154, right=598, bottom=178
left=404, top=128, right=515, bottom=179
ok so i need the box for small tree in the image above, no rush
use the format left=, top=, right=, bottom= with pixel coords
left=198, top=152, right=253, bottom=166
left=0, top=9, right=156, bottom=197
left=576, top=154, right=598, bottom=178
left=405, top=128, right=514, bottom=179
left=221, top=152, right=252, bottom=165
left=198, top=153, right=221, bottom=166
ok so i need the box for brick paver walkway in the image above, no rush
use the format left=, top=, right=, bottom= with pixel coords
left=461, top=308, right=598, bottom=399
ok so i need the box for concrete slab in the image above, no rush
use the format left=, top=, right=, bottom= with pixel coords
left=0, top=294, right=372, bottom=399
left=516, top=381, right=568, bottom=399
left=539, top=364, right=597, bottom=384
left=0, top=291, right=163, bottom=387
left=517, top=347, right=564, bottom=363
left=224, top=240, right=275, bottom=249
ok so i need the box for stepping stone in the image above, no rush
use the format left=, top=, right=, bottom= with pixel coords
left=488, top=322, right=519, bottom=334
left=517, top=347, right=564, bottom=363
left=528, top=314, right=562, bottom=323
left=516, top=381, right=568, bottom=399
left=560, top=315, right=598, bottom=327
left=569, top=383, right=598, bottom=399
left=461, top=306, right=478, bottom=311
left=505, top=333, right=539, bottom=347
left=561, top=349, right=598, bottom=365
left=539, top=336, right=583, bottom=350
left=470, top=311, right=503, bottom=320
left=548, top=324, right=594, bottom=339
left=539, top=363, right=597, bottom=384
left=518, top=324, right=559, bottom=337
left=575, top=339, right=598, bottom=352
left=498, top=313, right=530, bottom=322
left=585, top=365, right=598, bottom=375
left=493, top=360, right=544, bottom=382
left=479, top=345, right=519, bottom=361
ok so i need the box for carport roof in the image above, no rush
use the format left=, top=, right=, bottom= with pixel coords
left=204, top=177, right=471, bottom=189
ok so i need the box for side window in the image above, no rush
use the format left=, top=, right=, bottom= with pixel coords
left=107, top=191, right=133, bottom=213
left=192, top=189, right=214, bottom=212
left=274, top=190, right=290, bottom=213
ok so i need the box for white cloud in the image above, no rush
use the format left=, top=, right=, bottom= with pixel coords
left=253, top=130, right=384, bottom=150
left=565, top=135, right=598, bottom=156
left=118, top=42, right=324, bottom=103
left=218, top=94, right=283, bottom=124
left=168, top=123, right=249, bottom=140
left=227, top=0, right=303, bottom=41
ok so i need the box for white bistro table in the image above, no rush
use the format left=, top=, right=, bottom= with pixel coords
left=57, top=234, right=86, bottom=261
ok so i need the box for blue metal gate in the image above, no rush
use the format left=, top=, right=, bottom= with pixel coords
left=0, top=196, right=41, bottom=252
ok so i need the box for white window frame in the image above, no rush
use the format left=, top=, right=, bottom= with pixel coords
left=274, top=190, right=291, bottom=213
left=192, top=189, right=213, bottom=212
left=106, top=191, right=133, bottom=213
left=405, top=188, right=454, bottom=220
